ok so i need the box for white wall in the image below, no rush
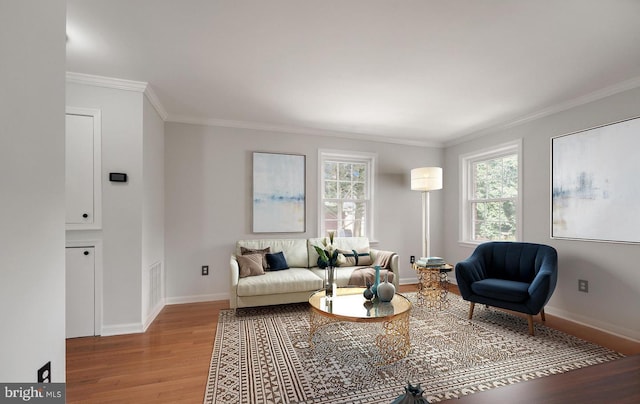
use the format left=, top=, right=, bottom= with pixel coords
left=164, top=123, right=443, bottom=302
left=66, top=83, right=144, bottom=331
left=443, top=86, right=640, bottom=341
left=141, top=96, right=165, bottom=324
left=0, top=0, right=66, bottom=382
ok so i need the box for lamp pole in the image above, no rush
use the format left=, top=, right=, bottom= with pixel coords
left=422, top=190, right=431, bottom=259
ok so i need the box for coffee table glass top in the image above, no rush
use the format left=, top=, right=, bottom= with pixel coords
left=308, top=287, right=411, bottom=321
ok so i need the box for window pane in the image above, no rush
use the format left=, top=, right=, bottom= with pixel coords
left=324, top=162, right=337, bottom=180
left=339, top=182, right=352, bottom=199
left=353, top=182, right=365, bottom=199
left=323, top=201, right=338, bottom=220
left=339, top=163, right=352, bottom=181
left=472, top=201, right=516, bottom=241
left=324, top=180, right=337, bottom=198
left=352, top=163, right=366, bottom=181
left=502, top=155, right=518, bottom=198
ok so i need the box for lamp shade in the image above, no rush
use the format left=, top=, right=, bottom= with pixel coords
left=411, top=167, right=443, bottom=191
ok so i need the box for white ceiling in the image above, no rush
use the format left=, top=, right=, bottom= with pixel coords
left=66, top=0, right=640, bottom=146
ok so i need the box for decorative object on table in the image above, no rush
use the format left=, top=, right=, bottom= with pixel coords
left=415, top=256, right=445, bottom=268
left=371, top=265, right=381, bottom=297
left=252, top=152, right=306, bottom=233
left=363, top=300, right=374, bottom=316
left=312, top=231, right=345, bottom=298
left=363, top=280, right=374, bottom=301
left=410, top=166, right=443, bottom=259
left=391, top=383, right=429, bottom=404
left=376, top=272, right=395, bottom=302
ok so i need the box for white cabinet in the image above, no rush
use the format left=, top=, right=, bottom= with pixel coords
left=66, top=246, right=95, bottom=338
left=66, top=107, right=101, bottom=230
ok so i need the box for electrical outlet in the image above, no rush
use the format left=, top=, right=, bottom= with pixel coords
left=38, top=361, right=51, bottom=383
left=578, top=279, right=589, bottom=293
left=201, top=265, right=209, bottom=276
left=410, top=255, right=415, bottom=264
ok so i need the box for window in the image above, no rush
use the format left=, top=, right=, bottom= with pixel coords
left=460, top=140, right=522, bottom=244
left=318, top=150, right=376, bottom=239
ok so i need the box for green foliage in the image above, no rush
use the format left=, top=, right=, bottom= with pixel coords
left=472, top=154, right=518, bottom=241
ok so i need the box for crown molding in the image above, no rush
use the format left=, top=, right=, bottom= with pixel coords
left=143, top=85, right=168, bottom=120
left=65, top=72, right=168, bottom=120
left=445, top=75, right=640, bottom=147
left=166, top=114, right=443, bottom=148
left=66, top=71, right=147, bottom=92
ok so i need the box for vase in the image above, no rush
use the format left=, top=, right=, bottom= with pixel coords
left=377, top=272, right=396, bottom=302
left=371, top=265, right=381, bottom=297
left=391, top=383, right=429, bottom=404
left=325, top=266, right=336, bottom=299
left=363, top=280, right=374, bottom=301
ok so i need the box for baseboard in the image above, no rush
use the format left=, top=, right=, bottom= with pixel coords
left=165, top=292, right=229, bottom=305
left=544, top=306, right=640, bottom=342
left=143, top=299, right=166, bottom=332
left=101, top=322, right=144, bottom=336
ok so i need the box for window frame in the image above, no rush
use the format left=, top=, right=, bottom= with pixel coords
left=459, top=139, right=522, bottom=245
left=318, top=149, right=376, bottom=240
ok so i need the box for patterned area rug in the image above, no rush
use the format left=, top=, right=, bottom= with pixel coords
left=204, top=293, right=624, bottom=403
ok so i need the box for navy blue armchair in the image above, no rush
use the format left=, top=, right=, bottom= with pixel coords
left=455, top=242, right=558, bottom=335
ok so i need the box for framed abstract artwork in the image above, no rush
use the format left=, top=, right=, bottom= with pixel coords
left=551, top=116, right=640, bottom=243
left=252, top=152, right=306, bottom=233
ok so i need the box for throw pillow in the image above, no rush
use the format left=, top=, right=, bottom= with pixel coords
left=237, top=254, right=265, bottom=278
left=240, top=246, right=271, bottom=269
left=338, top=248, right=373, bottom=266
left=265, top=251, right=289, bottom=271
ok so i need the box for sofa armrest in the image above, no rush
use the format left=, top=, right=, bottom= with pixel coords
left=454, top=257, right=486, bottom=299
left=370, top=249, right=400, bottom=288
left=229, top=255, right=240, bottom=308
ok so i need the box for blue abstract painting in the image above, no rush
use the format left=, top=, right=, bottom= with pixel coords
left=253, top=152, right=305, bottom=233
left=552, top=116, right=640, bottom=243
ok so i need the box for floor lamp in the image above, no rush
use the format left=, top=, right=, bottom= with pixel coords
left=411, top=167, right=443, bottom=259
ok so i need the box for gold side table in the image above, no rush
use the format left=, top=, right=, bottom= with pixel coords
left=413, top=263, right=453, bottom=309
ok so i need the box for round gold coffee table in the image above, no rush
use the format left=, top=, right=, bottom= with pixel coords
left=308, top=287, right=412, bottom=365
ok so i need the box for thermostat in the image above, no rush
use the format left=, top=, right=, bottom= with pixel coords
left=109, top=172, right=128, bottom=183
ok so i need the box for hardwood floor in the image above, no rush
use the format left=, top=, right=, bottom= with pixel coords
left=66, top=285, right=639, bottom=403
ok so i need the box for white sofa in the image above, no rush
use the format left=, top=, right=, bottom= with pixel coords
left=229, top=237, right=399, bottom=309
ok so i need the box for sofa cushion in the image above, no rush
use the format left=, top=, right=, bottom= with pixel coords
left=237, top=254, right=265, bottom=278
left=237, top=239, right=308, bottom=268
left=338, top=248, right=373, bottom=266
left=471, top=279, right=530, bottom=303
left=240, top=246, right=270, bottom=269
left=265, top=251, right=289, bottom=271
left=237, top=268, right=323, bottom=296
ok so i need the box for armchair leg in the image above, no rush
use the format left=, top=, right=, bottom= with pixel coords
left=540, top=308, right=546, bottom=322
left=527, top=315, right=535, bottom=336
left=468, top=302, right=475, bottom=320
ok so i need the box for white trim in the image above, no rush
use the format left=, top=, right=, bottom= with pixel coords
left=65, top=107, right=102, bottom=231
left=66, top=71, right=147, bottom=92
left=164, top=293, right=228, bottom=305
left=459, top=139, right=522, bottom=243
left=66, top=72, right=168, bottom=122
left=144, top=85, right=168, bottom=120
left=445, top=75, right=640, bottom=147
left=317, top=149, right=377, bottom=240
left=65, top=239, right=103, bottom=337
left=544, top=306, right=640, bottom=342
left=101, top=322, right=145, bottom=337
left=143, top=298, right=165, bottom=332
left=168, top=114, right=443, bottom=148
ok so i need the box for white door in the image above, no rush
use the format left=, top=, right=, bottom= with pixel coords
left=65, top=114, right=94, bottom=225
left=66, top=247, right=95, bottom=338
